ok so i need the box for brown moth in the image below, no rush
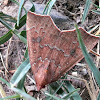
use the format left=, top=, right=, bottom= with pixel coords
left=26, top=11, right=99, bottom=91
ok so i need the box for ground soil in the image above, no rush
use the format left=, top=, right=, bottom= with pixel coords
left=0, top=0, right=100, bottom=100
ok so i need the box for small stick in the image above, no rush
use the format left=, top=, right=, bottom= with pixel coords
left=0, top=52, right=8, bottom=73
left=6, top=37, right=12, bottom=71
left=89, top=49, right=100, bottom=57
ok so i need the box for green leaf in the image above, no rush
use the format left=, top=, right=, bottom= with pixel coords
left=12, top=64, right=30, bottom=87
left=0, top=30, right=13, bottom=45
left=15, top=4, right=35, bottom=29
left=82, top=0, right=91, bottom=23
left=63, top=88, right=80, bottom=99
left=20, top=30, right=26, bottom=38
left=16, top=75, right=26, bottom=100
left=17, top=31, right=27, bottom=44
left=46, top=81, right=64, bottom=100
left=10, top=0, right=19, bottom=5
left=11, top=87, right=36, bottom=100
left=30, top=4, right=35, bottom=12
left=45, top=92, right=64, bottom=100
left=0, top=17, right=27, bottom=44
left=24, top=48, right=28, bottom=59
left=97, top=91, right=100, bottom=100
left=75, top=24, right=100, bottom=87
left=10, top=58, right=30, bottom=86
left=15, top=15, right=26, bottom=29
left=17, top=0, right=25, bottom=26
left=43, top=0, right=56, bottom=15
left=0, top=17, right=13, bottom=30
left=92, top=10, right=100, bottom=15
left=0, top=77, right=10, bottom=87
left=0, top=12, right=16, bottom=23
left=10, top=0, right=27, bottom=13
left=17, top=75, right=26, bottom=90
left=45, top=88, right=79, bottom=100
left=0, top=94, right=20, bottom=100
left=92, top=3, right=100, bottom=9
left=64, top=81, right=82, bottom=100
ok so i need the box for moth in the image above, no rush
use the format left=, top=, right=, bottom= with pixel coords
left=26, top=11, right=99, bottom=91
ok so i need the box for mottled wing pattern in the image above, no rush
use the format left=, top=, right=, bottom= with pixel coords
left=26, top=11, right=99, bottom=90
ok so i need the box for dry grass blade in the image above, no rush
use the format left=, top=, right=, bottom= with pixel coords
left=86, top=66, right=97, bottom=100
left=6, top=37, right=12, bottom=71
left=95, top=28, right=100, bottom=35
left=0, top=83, right=6, bottom=99
left=0, top=52, right=8, bottom=73
left=89, top=24, right=100, bottom=33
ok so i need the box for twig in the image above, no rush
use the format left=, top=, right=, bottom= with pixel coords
left=89, top=49, right=100, bottom=57
left=96, top=41, right=100, bottom=67
left=82, top=79, right=94, bottom=100
left=5, top=37, right=12, bottom=71
left=87, top=66, right=97, bottom=100
left=0, top=52, right=8, bottom=73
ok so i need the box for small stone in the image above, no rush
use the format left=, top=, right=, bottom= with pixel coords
left=82, top=68, right=87, bottom=76
left=72, top=72, right=78, bottom=77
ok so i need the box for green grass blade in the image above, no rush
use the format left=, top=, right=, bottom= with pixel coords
left=63, top=88, right=80, bottom=99
left=43, top=0, right=52, bottom=14
left=0, top=18, right=13, bottom=30
left=24, top=48, right=28, bottom=59
left=92, top=10, right=100, bottom=15
left=17, top=75, right=26, bottom=90
left=10, top=0, right=19, bottom=5
left=0, top=12, right=16, bottom=23
left=16, top=75, right=26, bottom=100
left=17, top=32, right=27, bottom=44
left=0, top=30, right=13, bottom=45
left=64, top=81, right=82, bottom=100
left=30, top=4, right=35, bottom=12
left=0, top=94, right=20, bottom=100
left=0, top=77, right=10, bottom=87
left=75, top=24, right=100, bottom=87
left=20, top=30, right=26, bottom=38
left=45, top=92, right=63, bottom=100
left=15, top=4, right=35, bottom=29
left=0, top=16, right=27, bottom=44
left=46, top=81, right=64, bottom=100
left=92, top=3, right=100, bottom=8
left=43, top=0, right=56, bottom=15
left=82, top=0, right=91, bottom=23
left=11, top=87, right=36, bottom=100
left=15, top=15, right=26, bottom=29
left=11, top=63, right=30, bottom=86
left=10, top=58, right=30, bottom=86
left=97, top=91, right=100, bottom=100
left=17, top=0, right=25, bottom=26
left=10, top=0, right=27, bottom=13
